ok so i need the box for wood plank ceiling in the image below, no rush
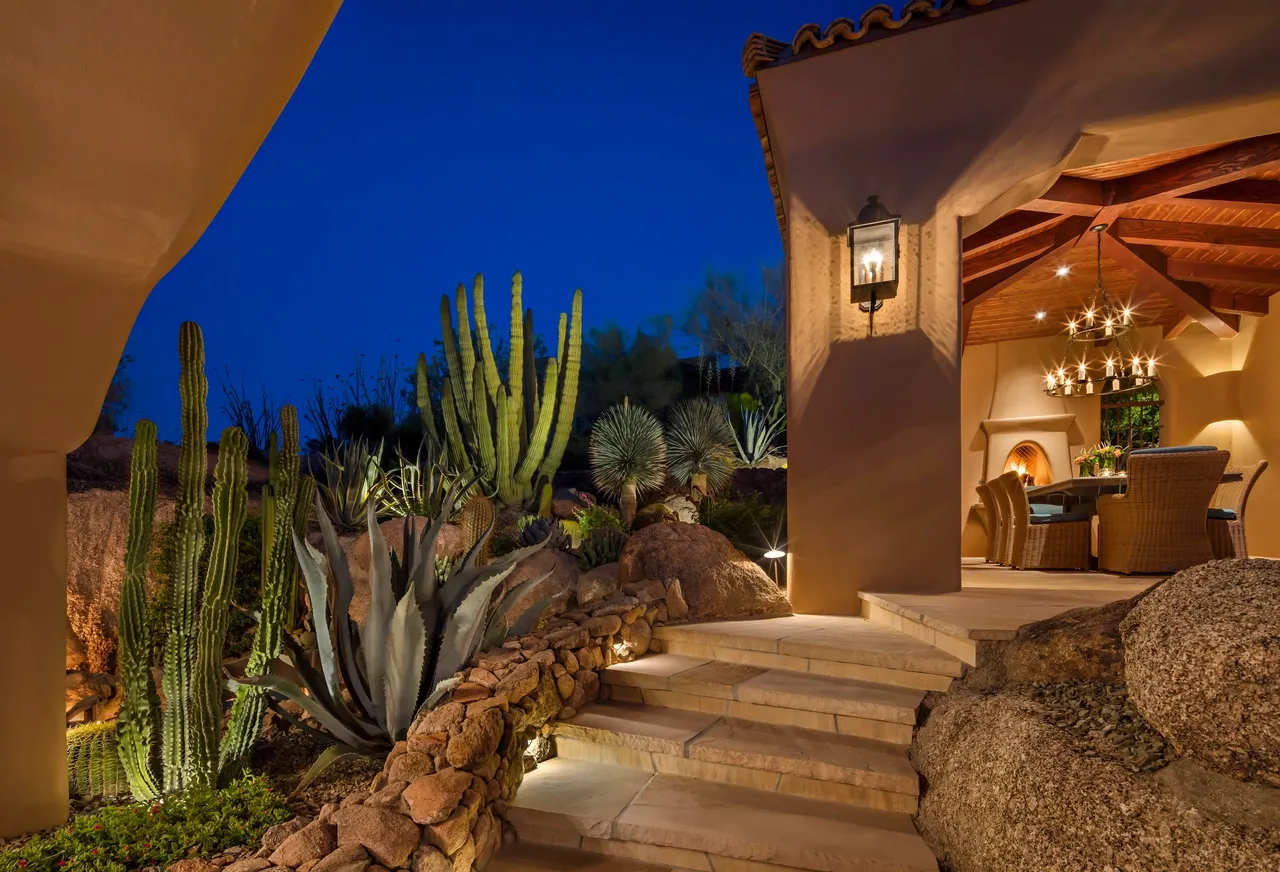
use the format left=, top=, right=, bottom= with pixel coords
left=962, top=135, right=1280, bottom=346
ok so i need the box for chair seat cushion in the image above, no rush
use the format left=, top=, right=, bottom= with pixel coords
left=1129, top=445, right=1217, bottom=456
left=1031, top=511, right=1092, bottom=525
left=1029, top=504, right=1063, bottom=514
left=1207, top=507, right=1237, bottom=520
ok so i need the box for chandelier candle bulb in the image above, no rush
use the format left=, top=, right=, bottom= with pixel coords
left=1046, top=372, right=1056, bottom=389
left=1105, top=358, right=1115, bottom=377
left=1086, top=380, right=1094, bottom=394
left=1147, top=358, right=1156, bottom=377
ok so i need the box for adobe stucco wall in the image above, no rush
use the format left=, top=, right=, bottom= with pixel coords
left=0, top=0, right=341, bottom=837
left=758, top=0, right=1280, bottom=606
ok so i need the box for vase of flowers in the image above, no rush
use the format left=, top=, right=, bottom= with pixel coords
left=1074, top=452, right=1095, bottom=477
left=1097, top=444, right=1124, bottom=476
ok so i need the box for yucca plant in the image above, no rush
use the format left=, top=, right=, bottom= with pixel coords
left=666, top=398, right=737, bottom=501
left=316, top=438, right=382, bottom=531
left=378, top=443, right=462, bottom=521
left=234, top=483, right=554, bottom=789
left=728, top=394, right=786, bottom=466
left=589, top=400, right=667, bottom=526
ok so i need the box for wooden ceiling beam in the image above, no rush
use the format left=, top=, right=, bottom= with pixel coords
left=1152, top=179, right=1280, bottom=214
left=1166, top=258, right=1280, bottom=289
left=1099, top=232, right=1239, bottom=338
left=962, top=211, right=1063, bottom=257
left=962, top=217, right=1094, bottom=307
left=1021, top=176, right=1105, bottom=215
left=1113, top=218, right=1280, bottom=257
left=1164, top=314, right=1196, bottom=339
left=1114, top=133, right=1280, bottom=202
left=961, top=229, right=1054, bottom=281
left=1209, top=289, right=1269, bottom=316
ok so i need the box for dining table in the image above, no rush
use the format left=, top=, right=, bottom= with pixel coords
left=1027, top=470, right=1243, bottom=512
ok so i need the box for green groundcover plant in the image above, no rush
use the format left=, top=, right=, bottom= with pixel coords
left=0, top=776, right=289, bottom=872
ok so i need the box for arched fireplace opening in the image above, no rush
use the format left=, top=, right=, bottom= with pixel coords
left=1005, top=441, right=1053, bottom=487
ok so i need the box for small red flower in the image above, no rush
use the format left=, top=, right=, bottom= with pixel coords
left=145, top=843, right=152, bottom=849
left=150, top=805, right=162, bottom=815
left=91, top=850, right=100, bottom=856
left=93, top=824, right=102, bottom=831
left=18, top=859, right=27, bottom=868
left=57, top=860, right=66, bottom=867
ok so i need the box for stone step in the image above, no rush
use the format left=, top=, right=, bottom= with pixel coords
left=553, top=701, right=920, bottom=813
left=651, top=616, right=963, bottom=691
left=858, top=594, right=979, bottom=666
left=490, top=842, right=675, bottom=871
left=603, top=655, right=925, bottom=744
left=509, top=758, right=939, bottom=872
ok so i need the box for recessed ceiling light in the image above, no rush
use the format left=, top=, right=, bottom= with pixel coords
left=1035, top=311, right=1047, bottom=320
left=1055, top=266, right=1070, bottom=277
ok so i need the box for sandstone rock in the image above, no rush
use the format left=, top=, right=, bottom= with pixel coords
left=618, top=523, right=790, bottom=620
left=258, top=817, right=309, bottom=858
left=348, top=519, right=465, bottom=622
left=407, top=730, right=448, bottom=757
left=465, top=696, right=506, bottom=718
left=446, top=708, right=504, bottom=769
left=403, top=767, right=473, bottom=825
left=500, top=549, right=579, bottom=627
left=410, top=701, right=465, bottom=737
left=543, top=625, right=588, bottom=649
left=1121, top=559, right=1280, bottom=787
left=621, top=618, right=651, bottom=655
left=583, top=615, right=621, bottom=637
left=558, top=649, right=579, bottom=673
left=914, top=690, right=1276, bottom=871
left=575, top=563, right=620, bottom=606
left=468, top=668, right=499, bottom=688
left=423, top=804, right=474, bottom=856
left=66, top=671, right=114, bottom=715
left=388, top=751, right=435, bottom=782
left=451, top=835, right=476, bottom=871
left=225, top=859, right=271, bottom=872
left=269, top=821, right=336, bottom=868
left=65, top=627, right=88, bottom=671
left=475, top=650, right=524, bottom=673
left=365, top=780, right=409, bottom=810
left=631, top=501, right=676, bottom=529
left=311, top=845, right=371, bottom=872
left=472, top=811, right=499, bottom=870
left=493, top=660, right=539, bottom=701
left=410, top=847, right=451, bottom=872
left=330, top=806, right=420, bottom=869
left=556, top=673, right=575, bottom=699
left=663, top=579, right=688, bottom=620
left=168, top=860, right=218, bottom=872
left=339, top=791, right=369, bottom=808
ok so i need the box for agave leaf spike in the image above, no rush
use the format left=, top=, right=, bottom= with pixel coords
left=294, top=745, right=369, bottom=796
left=383, top=589, right=428, bottom=740
left=361, top=502, right=394, bottom=723
left=431, top=566, right=520, bottom=689
left=415, top=677, right=461, bottom=721
left=480, top=568, right=555, bottom=651
left=276, top=633, right=382, bottom=742
left=292, top=532, right=342, bottom=702
left=314, top=491, right=377, bottom=719
left=232, top=674, right=384, bottom=753
left=441, top=537, right=547, bottom=616
left=409, top=477, right=471, bottom=607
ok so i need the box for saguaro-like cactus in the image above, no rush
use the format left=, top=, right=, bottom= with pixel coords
left=419, top=272, right=582, bottom=507
left=114, top=321, right=303, bottom=797
left=116, top=419, right=162, bottom=799
left=220, top=405, right=303, bottom=780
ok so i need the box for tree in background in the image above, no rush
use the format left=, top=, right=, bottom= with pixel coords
left=95, top=353, right=134, bottom=435
left=685, top=265, right=785, bottom=404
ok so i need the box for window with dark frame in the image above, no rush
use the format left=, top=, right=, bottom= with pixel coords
left=1102, top=383, right=1162, bottom=467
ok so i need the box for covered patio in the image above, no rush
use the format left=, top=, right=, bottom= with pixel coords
left=744, top=0, right=1280, bottom=612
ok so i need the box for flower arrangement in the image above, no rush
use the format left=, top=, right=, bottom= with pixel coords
left=1075, top=443, right=1125, bottom=477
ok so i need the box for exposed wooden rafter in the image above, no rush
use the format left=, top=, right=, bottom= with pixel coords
left=962, top=210, right=1063, bottom=257
left=1112, top=218, right=1280, bottom=257
left=963, top=217, right=1093, bottom=305
left=1209, top=289, right=1269, bottom=316
left=1165, top=258, right=1280, bottom=289
left=1164, top=314, right=1197, bottom=339
left=1152, top=179, right=1280, bottom=213
left=1099, top=232, right=1239, bottom=338
left=1022, top=176, right=1105, bottom=215
left=1112, top=133, right=1280, bottom=202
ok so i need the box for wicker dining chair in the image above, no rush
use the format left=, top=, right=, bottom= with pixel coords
left=997, top=470, right=1092, bottom=571
left=975, top=482, right=1002, bottom=564
left=989, top=473, right=1018, bottom=565
left=1096, top=449, right=1229, bottom=574
left=1208, top=460, right=1268, bottom=559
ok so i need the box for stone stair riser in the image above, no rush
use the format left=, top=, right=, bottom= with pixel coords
left=605, top=685, right=916, bottom=744
left=859, top=602, right=977, bottom=666
left=555, top=736, right=920, bottom=814
left=650, top=639, right=955, bottom=692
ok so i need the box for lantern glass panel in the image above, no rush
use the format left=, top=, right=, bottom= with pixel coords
left=851, top=220, right=897, bottom=288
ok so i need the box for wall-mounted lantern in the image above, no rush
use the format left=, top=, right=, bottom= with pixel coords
left=847, top=195, right=900, bottom=311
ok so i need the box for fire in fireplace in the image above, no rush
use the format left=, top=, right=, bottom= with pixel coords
left=1005, top=441, right=1053, bottom=487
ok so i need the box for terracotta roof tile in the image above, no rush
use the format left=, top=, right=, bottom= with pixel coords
left=742, top=0, right=1029, bottom=78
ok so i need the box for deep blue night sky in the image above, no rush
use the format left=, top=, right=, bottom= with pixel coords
left=123, top=1, right=857, bottom=442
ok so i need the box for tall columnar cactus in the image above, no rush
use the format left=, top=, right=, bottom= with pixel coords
left=419, top=273, right=581, bottom=507
left=221, top=405, right=303, bottom=779
left=114, top=321, right=304, bottom=798
left=116, top=419, right=162, bottom=799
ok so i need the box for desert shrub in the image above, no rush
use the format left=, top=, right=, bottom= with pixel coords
left=0, top=776, right=289, bottom=872
left=574, top=503, right=626, bottom=537
left=149, top=514, right=263, bottom=658
left=702, top=497, right=785, bottom=557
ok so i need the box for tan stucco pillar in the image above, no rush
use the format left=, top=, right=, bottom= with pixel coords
left=787, top=199, right=961, bottom=613
left=0, top=453, right=70, bottom=834
left=0, top=0, right=341, bottom=836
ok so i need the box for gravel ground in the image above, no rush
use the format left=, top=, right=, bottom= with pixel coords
left=251, top=725, right=385, bottom=819
left=1030, top=680, right=1174, bottom=773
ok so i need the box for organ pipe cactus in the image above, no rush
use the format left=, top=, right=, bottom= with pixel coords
left=233, top=482, right=553, bottom=789
left=418, top=273, right=582, bottom=507
left=115, top=321, right=303, bottom=798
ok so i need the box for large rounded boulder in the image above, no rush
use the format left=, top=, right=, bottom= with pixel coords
left=348, top=517, right=465, bottom=622
left=499, top=548, right=580, bottom=627
left=617, top=522, right=790, bottom=620
left=1120, top=559, right=1280, bottom=787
